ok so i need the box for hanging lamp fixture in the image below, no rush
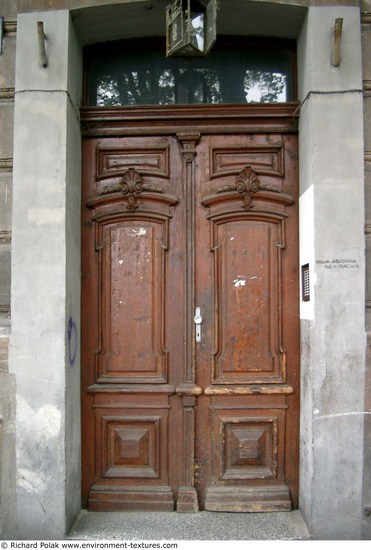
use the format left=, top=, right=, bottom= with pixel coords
left=166, top=0, right=219, bottom=57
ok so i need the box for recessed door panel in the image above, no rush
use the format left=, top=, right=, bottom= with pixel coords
left=211, top=219, right=284, bottom=383
left=97, top=219, right=168, bottom=383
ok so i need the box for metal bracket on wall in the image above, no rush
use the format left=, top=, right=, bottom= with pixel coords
left=0, top=17, right=4, bottom=55
left=332, top=18, right=343, bottom=67
left=37, top=21, right=47, bottom=67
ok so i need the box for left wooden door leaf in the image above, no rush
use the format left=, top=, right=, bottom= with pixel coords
left=81, top=136, right=185, bottom=510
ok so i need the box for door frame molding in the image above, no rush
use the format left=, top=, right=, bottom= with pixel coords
left=80, top=104, right=299, bottom=137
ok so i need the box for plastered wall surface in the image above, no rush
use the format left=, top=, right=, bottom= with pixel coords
left=0, top=0, right=16, bottom=540
left=0, top=1, right=15, bottom=315
left=361, top=0, right=371, bottom=539
left=9, top=10, right=82, bottom=538
left=14, top=0, right=363, bottom=14
left=298, top=5, right=366, bottom=538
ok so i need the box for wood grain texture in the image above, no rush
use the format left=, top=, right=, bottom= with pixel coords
left=81, top=106, right=299, bottom=511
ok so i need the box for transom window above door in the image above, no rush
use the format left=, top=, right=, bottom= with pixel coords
left=84, top=37, right=296, bottom=106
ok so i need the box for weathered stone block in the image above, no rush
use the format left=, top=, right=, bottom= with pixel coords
left=362, top=334, right=371, bottom=537
left=0, top=34, right=16, bottom=91
left=0, top=103, right=14, bottom=159
left=0, top=337, right=8, bottom=373
left=0, top=371, right=17, bottom=539
left=364, top=95, right=371, bottom=152
left=365, top=233, right=371, bottom=303
left=0, top=174, right=12, bottom=232
left=361, top=1, right=371, bottom=15
left=362, top=24, right=371, bottom=80
left=0, top=1, right=17, bottom=19
left=0, top=241, right=10, bottom=308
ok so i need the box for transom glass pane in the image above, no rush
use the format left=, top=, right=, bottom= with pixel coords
left=85, top=38, right=295, bottom=106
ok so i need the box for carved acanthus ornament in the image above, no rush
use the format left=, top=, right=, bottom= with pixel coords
left=216, top=165, right=260, bottom=211
left=97, top=168, right=166, bottom=212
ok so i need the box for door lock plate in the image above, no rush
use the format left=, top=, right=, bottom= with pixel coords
left=194, top=307, right=202, bottom=343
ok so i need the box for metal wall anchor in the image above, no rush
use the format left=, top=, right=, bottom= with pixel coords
left=37, top=21, right=47, bottom=68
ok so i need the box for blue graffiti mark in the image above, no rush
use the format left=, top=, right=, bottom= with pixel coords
left=68, top=317, right=77, bottom=365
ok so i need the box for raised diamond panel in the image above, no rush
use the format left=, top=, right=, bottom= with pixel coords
left=101, top=416, right=160, bottom=479
left=113, top=428, right=149, bottom=466
left=229, top=427, right=266, bottom=467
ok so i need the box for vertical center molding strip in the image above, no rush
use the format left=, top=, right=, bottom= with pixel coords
left=176, top=131, right=202, bottom=513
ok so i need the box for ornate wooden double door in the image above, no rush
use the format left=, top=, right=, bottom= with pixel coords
left=81, top=106, right=299, bottom=513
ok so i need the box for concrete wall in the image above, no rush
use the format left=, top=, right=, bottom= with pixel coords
left=361, top=0, right=371, bottom=539
left=8, top=10, right=82, bottom=538
left=0, top=4, right=15, bottom=314
left=14, top=0, right=364, bottom=13
left=298, top=6, right=366, bottom=538
left=0, top=0, right=17, bottom=540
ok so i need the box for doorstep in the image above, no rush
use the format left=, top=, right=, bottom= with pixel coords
left=68, top=510, right=310, bottom=541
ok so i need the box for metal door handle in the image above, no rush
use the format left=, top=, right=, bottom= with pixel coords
left=194, top=307, right=202, bottom=343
